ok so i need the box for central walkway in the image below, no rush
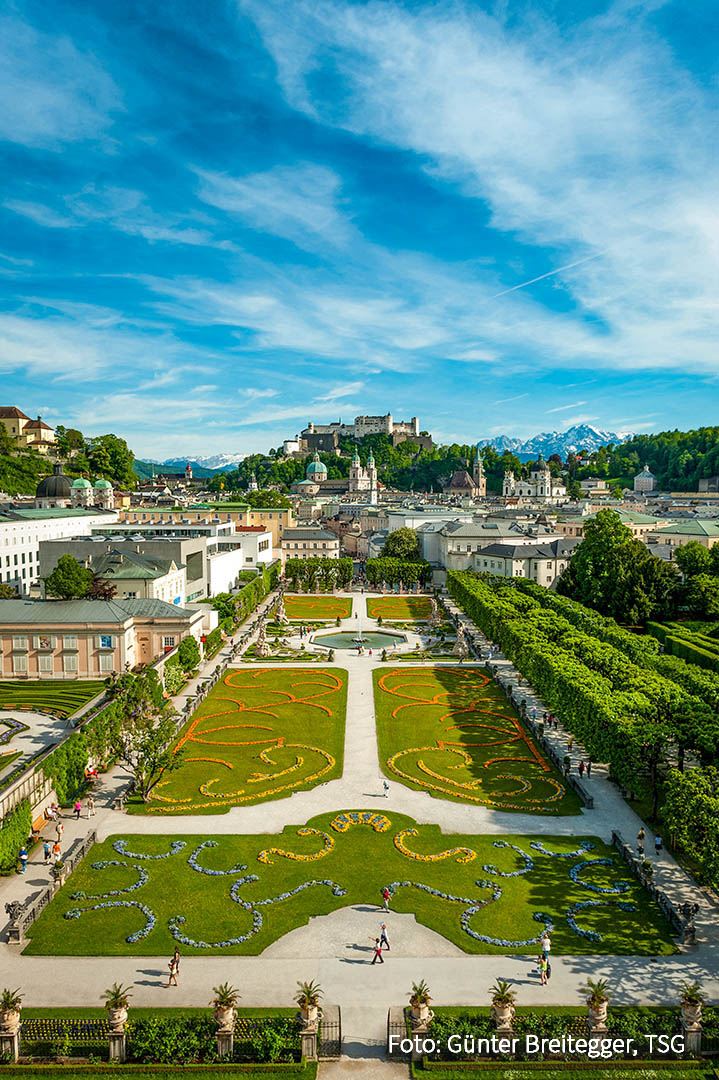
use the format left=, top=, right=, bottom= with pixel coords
left=1, top=589, right=718, bottom=1071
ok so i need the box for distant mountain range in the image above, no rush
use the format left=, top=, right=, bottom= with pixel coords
left=134, top=454, right=245, bottom=480
left=478, top=424, right=636, bottom=460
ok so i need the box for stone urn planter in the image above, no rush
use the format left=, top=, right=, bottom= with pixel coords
left=681, top=1002, right=702, bottom=1030
left=299, top=1004, right=319, bottom=1026
left=0, top=1008, right=21, bottom=1035
left=587, top=1001, right=608, bottom=1027
left=214, top=1006, right=235, bottom=1033
left=211, top=984, right=240, bottom=1033
left=296, top=980, right=323, bottom=1028
left=409, top=980, right=433, bottom=1026
left=584, top=979, right=611, bottom=1032
left=489, top=981, right=517, bottom=1032
left=107, top=1007, right=127, bottom=1033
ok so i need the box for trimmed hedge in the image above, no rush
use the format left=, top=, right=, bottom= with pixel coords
left=0, top=796, right=31, bottom=873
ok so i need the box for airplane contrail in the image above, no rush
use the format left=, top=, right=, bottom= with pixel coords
left=491, top=251, right=605, bottom=299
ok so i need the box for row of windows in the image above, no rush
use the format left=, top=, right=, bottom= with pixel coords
left=10, top=653, right=113, bottom=674
left=9, top=634, right=114, bottom=650
left=284, top=542, right=334, bottom=549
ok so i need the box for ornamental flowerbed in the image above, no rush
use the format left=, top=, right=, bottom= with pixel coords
left=374, top=667, right=581, bottom=814
left=24, top=813, right=674, bottom=957
left=283, top=595, right=352, bottom=621
left=130, top=667, right=347, bottom=814
left=367, top=596, right=434, bottom=621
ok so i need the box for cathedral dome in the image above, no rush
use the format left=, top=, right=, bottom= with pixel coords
left=36, top=464, right=71, bottom=500
left=306, top=452, right=328, bottom=479
left=71, top=477, right=92, bottom=489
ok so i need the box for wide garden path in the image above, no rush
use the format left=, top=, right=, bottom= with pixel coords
left=1, top=589, right=718, bottom=1046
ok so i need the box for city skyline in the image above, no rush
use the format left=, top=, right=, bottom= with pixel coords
left=1, top=0, right=718, bottom=458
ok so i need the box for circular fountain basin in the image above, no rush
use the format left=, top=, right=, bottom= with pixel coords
left=313, top=630, right=406, bottom=650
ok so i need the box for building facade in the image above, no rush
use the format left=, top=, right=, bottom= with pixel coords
left=0, top=597, right=204, bottom=678
left=0, top=407, right=56, bottom=453
left=0, top=507, right=119, bottom=595
left=502, top=456, right=567, bottom=502
left=281, top=527, right=340, bottom=562
left=634, top=465, right=657, bottom=493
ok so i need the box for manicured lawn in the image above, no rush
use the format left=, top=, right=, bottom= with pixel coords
left=130, top=667, right=347, bottom=815
left=283, top=595, right=352, bottom=621
left=367, top=595, right=434, bottom=620
left=374, top=667, right=581, bottom=815
left=0, top=681, right=104, bottom=718
left=7, top=1068, right=316, bottom=1079
left=24, top=811, right=675, bottom=957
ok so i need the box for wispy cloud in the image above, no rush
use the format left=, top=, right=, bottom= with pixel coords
left=4, top=200, right=73, bottom=228
left=546, top=400, right=587, bottom=414
left=493, top=393, right=529, bottom=405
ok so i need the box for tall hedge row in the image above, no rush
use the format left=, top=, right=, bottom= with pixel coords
left=0, top=798, right=31, bottom=874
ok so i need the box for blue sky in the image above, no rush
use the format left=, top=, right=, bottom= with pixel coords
left=1, top=0, right=717, bottom=459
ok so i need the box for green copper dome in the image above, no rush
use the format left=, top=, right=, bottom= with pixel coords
left=306, top=452, right=327, bottom=477
left=94, top=478, right=113, bottom=489
left=71, top=477, right=92, bottom=489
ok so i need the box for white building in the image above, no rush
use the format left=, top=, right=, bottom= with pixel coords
left=503, top=456, right=567, bottom=502
left=471, top=538, right=580, bottom=587
left=438, top=519, right=564, bottom=571
left=634, top=465, right=657, bottom=493
left=0, top=507, right=119, bottom=595
left=281, top=527, right=340, bottom=562
left=348, top=448, right=378, bottom=500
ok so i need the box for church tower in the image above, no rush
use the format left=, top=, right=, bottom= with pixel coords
left=472, top=444, right=486, bottom=497
left=367, top=450, right=378, bottom=503
left=349, top=447, right=362, bottom=493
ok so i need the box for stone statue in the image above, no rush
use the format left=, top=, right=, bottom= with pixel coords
left=255, top=616, right=270, bottom=657
left=275, top=597, right=289, bottom=624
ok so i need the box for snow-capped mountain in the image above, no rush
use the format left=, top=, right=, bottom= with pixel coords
left=144, top=454, right=246, bottom=471
left=479, top=424, right=635, bottom=459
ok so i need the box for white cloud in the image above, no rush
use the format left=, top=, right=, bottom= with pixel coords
left=314, top=381, right=364, bottom=402
left=241, top=388, right=279, bottom=399
left=4, top=200, right=73, bottom=228
left=546, top=400, right=587, bottom=414
left=0, top=16, right=121, bottom=148
left=240, top=0, right=719, bottom=378
left=195, top=163, right=354, bottom=251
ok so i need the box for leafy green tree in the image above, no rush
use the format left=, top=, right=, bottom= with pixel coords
left=55, top=425, right=84, bottom=456
left=382, top=527, right=421, bottom=560
left=675, top=541, right=712, bottom=578
left=88, top=574, right=116, bottom=600
left=242, top=489, right=292, bottom=509
left=112, top=710, right=183, bottom=802
left=178, top=635, right=201, bottom=672
left=685, top=574, right=719, bottom=618
left=86, top=433, right=137, bottom=488
left=0, top=583, right=17, bottom=599
left=45, top=554, right=93, bottom=600
left=663, top=767, right=719, bottom=887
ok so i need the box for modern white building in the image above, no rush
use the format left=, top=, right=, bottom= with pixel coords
left=0, top=507, right=119, bottom=595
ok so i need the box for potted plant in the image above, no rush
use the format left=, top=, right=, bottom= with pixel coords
left=295, top=980, right=323, bottom=1024
left=409, top=980, right=432, bottom=1022
left=679, top=981, right=704, bottom=1029
left=101, top=983, right=132, bottom=1032
left=51, top=860, right=65, bottom=884
left=489, top=980, right=517, bottom=1029
left=583, top=978, right=610, bottom=1026
left=211, top=983, right=240, bottom=1031
left=0, top=988, right=22, bottom=1032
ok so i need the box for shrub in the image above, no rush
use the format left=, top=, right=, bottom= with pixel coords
left=0, top=798, right=31, bottom=874
left=178, top=636, right=201, bottom=673
left=126, top=1017, right=216, bottom=1064
left=163, top=656, right=185, bottom=696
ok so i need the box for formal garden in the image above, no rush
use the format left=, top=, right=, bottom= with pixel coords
left=133, top=667, right=347, bottom=815
left=0, top=681, right=105, bottom=719
left=374, top=667, right=581, bottom=814
left=283, top=595, right=352, bottom=621
left=366, top=595, right=434, bottom=621
left=23, top=810, right=674, bottom=957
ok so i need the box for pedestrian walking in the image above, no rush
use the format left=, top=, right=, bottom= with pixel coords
left=382, top=780, right=389, bottom=798
left=52, top=840, right=61, bottom=861
left=86, top=795, right=96, bottom=818
left=655, top=835, right=663, bottom=856
left=531, top=707, right=537, bottom=721
left=167, top=953, right=179, bottom=987
left=380, top=923, right=390, bottom=950
left=586, top=761, right=592, bottom=779
left=74, top=800, right=82, bottom=820
left=567, top=736, right=573, bottom=750
left=55, top=821, right=64, bottom=841
left=371, top=938, right=384, bottom=965
left=541, top=931, right=551, bottom=959
left=381, top=887, right=391, bottom=911
left=637, top=828, right=645, bottom=856
left=538, top=954, right=548, bottom=985
left=578, top=761, right=585, bottom=778
left=43, top=840, right=51, bottom=864
left=18, top=846, right=28, bottom=874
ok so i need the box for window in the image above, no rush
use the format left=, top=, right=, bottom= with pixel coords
left=163, top=636, right=176, bottom=648
left=99, top=634, right=113, bottom=649
left=12, top=636, right=27, bottom=651
left=38, top=654, right=53, bottom=673
left=99, top=653, right=114, bottom=672
left=12, top=654, right=27, bottom=673
left=63, top=653, right=78, bottom=673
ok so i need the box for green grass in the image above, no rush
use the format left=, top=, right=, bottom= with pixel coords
left=22, top=1009, right=296, bottom=1020
left=24, top=811, right=675, bottom=957
left=0, top=749, right=22, bottom=773
left=283, top=595, right=352, bottom=621
left=0, top=681, right=105, bottom=718
left=128, top=667, right=347, bottom=815
left=374, top=666, right=582, bottom=815
left=367, top=595, right=434, bottom=620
